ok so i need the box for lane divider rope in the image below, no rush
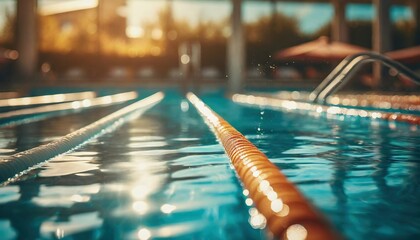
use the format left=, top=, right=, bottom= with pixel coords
left=0, top=91, right=138, bottom=126
left=271, top=91, right=420, bottom=111
left=0, top=92, right=164, bottom=185
left=187, top=92, right=340, bottom=240
left=328, top=93, right=420, bottom=105
left=0, top=91, right=96, bottom=107
left=325, top=96, right=420, bottom=112
left=233, top=93, right=420, bottom=126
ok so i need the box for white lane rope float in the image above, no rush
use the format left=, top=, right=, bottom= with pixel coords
left=232, top=93, right=420, bottom=126
left=0, top=91, right=138, bottom=127
left=0, top=92, right=164, bottom=185
left=0, top=91, right=96, bottom=107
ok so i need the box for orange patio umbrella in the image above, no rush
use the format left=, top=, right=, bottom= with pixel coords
left=274, top=36, right=368, bottom=62
left=386, top=45, right=420, bottom=64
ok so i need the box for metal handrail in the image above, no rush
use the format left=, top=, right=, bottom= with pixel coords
left=310, top=52, right=420, bottom=104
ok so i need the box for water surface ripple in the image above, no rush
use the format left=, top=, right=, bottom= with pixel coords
left=0, top=90, right=419, bottom=239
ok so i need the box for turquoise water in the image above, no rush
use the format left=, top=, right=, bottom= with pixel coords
left=0, top=89, right=419, bottom=239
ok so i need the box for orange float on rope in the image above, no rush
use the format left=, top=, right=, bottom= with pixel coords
left=187, top=92, right=341, bottom=240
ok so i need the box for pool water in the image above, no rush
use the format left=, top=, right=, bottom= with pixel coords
left=0, top=89, right=419, bottom=239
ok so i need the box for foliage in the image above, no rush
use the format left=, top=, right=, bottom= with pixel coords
left=313, top=19, right=416, bottom=50
left=393, top=20, right=416, bottom=49
left=0, top=8, right=15, bottom=48
left=245, top=12, right=307, bottom=77
left=246, top=13, right=304, bottom=50
left=39, top=10, right=97, bottom=53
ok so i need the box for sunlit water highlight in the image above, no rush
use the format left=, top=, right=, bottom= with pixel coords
left=0, top=89, right=419, bottom=239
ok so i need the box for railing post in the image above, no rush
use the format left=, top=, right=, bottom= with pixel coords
left=411, top=0, right=420, bottom=44
left=372, top=0, right=391, bottom=89
left=228, top=0, right=245, bottom=93
left=332, top=0, right=348, bottom=42
left=16, top=0, right=38, bottom=80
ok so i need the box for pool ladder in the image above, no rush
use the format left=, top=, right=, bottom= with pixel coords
left=309, top=52, right=420, bottom=104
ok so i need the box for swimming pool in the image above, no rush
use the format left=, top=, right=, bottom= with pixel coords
left=0, top=88, right=419, bottom=239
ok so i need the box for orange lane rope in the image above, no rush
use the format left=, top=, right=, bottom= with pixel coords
left=187, top=92, right=340, bottom=240
left=233, top=93, right=420, bottom=126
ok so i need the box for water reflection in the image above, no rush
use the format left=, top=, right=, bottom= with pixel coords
left=3, top=104, right=122, bottom=152
left=226, top=96, right=420, bottom=239
left=0, top=181, right=42, bottom=239
left=0, top=92, right=265, bottom=239
left=40, top=212, right=103, bottom=239
left=0, top=99, right=137, bottom=239
left=39, top=154, right=99, bottom=177
left=0, top=91, right=419, bottom=239
left=137, top=228, right=151, bottom=240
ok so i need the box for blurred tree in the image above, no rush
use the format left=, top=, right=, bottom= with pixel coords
left=314, top=19, right=416, bottom=50
left=246, top=13, right=303, bottom=50
left=315, top=20, right=372, bottom=48
left=39, top=15, right=72, bottom=52
left=246, top=12, right=305, bottom=77
left=393, top=20, right=415, bottom=49
left=101, top=10, right=125, bottom=39
left=72, top=15, right=98, bottom=53
left=348, top=21, right=373, bottom=49
left=0, top=8, right=15, bottom=48
left=40, top=9, right=97, bottom=54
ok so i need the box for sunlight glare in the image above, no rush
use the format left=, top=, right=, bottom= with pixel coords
left=137, top=228, right=152, bottom=240
left=132, top=201, right=149, bottom=215
left=286, top=224, right=308, bottom=240
left=151, top=28, right=163, bottom=40
left=126, top=26, right=145, bottom=39
left=160, top=204, right=176, bottom=214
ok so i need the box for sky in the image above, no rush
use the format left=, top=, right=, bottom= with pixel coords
left=0, top=0, right=415, bottom=36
